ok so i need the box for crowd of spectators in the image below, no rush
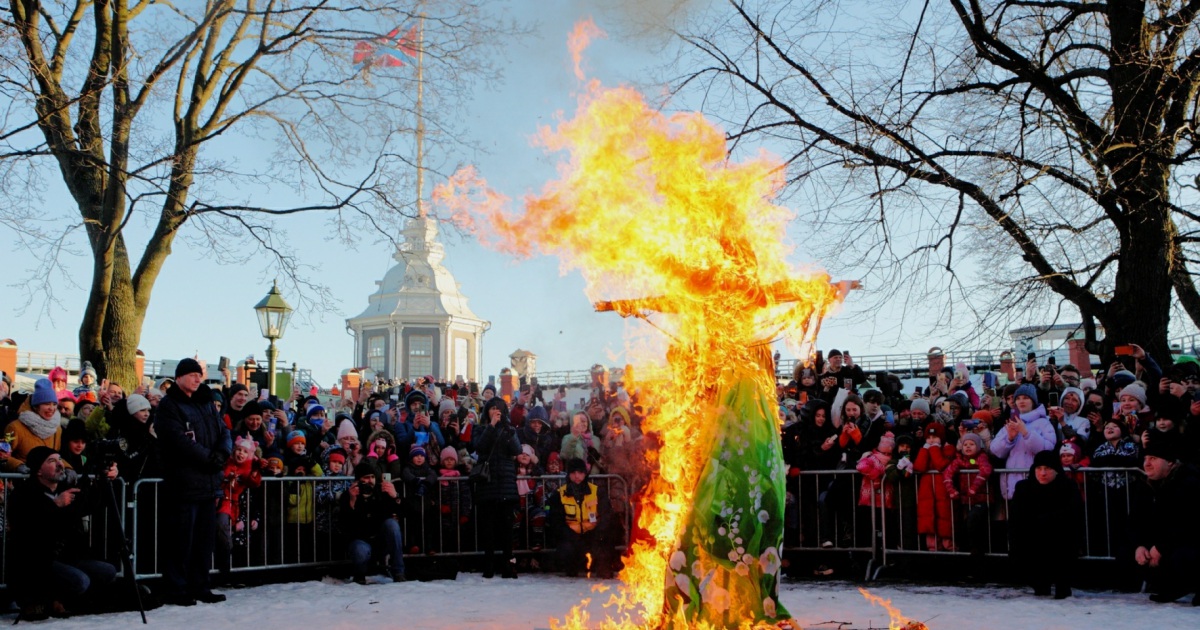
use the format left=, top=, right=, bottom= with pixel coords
left=1, top=342, right=1198, bottom=618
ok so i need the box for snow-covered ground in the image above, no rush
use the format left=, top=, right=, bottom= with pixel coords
left=12, top=574, right=1196, bottom=629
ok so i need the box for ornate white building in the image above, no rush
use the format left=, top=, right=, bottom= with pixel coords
left=347, top=215, right=489, bottom=382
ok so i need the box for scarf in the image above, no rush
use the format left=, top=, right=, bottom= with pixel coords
left=19, top=409, right=61, bottom=440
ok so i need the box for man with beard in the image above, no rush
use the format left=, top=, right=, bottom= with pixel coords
left=7, top=447, right=119, bottom=620
left=339, top=462, right=405, bottom=584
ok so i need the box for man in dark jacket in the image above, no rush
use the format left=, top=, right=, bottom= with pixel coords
left=153, top=358, right=231, bottom=606
left=339, top=461, right=406, bottom=583
left=472, top=396, right=522, bottom=578
left=1132, top=434, right=1200, bottom=605
left=1010, top=449, right=1083, bottom=599
left=7, top=447, right=118, bottom=620
left=817, top=349, right=866, bottom=402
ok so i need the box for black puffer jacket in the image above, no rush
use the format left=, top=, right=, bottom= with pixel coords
left=473, top=398, right=521, bottom=503
left=154, top=383, right=231, bottom=501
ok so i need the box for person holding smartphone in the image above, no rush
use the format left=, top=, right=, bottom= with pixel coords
left=989, top=383, right=1056, bottom=502
left=818, top=349, right=865, bottom=403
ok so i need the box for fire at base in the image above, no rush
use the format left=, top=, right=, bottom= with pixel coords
left=435, top=19, right=865, bottom=629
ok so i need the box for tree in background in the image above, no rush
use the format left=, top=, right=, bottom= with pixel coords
left=0, top=0, right=517, bottom=384
left=673, top=0, right=1200, bottom=363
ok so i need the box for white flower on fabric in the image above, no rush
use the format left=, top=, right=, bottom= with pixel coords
left=737, top=546, right=745, bottom=555
left=701, top=578, right=731, bottom=613
left=758, top=509, right=771, bottom=523
left=735, top=562, right=750, bottom=577
left=759, top=547, right=781, bottom=575
left=692, top=560, right=705, bottom=578
left=728, top=550, right=740, bottom=562
left=735, top=537, right=743, bottom=545
left=669, top=550, right=686, bottom=572
left=674, top=573, right=691, bottom=595
left=742, top=553, right=755, bottom=565
left=718, top=527, right=727, bottom=536
left=763, top=597, right=777, bottom=618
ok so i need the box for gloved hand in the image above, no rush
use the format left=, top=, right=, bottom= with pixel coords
left=896, top=457, right=913, bottom=473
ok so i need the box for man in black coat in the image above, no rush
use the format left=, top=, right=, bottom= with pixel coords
left=153, top=358, right=231, bottom=606
left=1010, top=449, right=1083, bottom=599
left=7, top=447, right=118, bottom=620
left=1132, top=434, right=1200, bottom=605
left=472, top=396, right=522, bottom=578
left=339, top=462, right=406, bottom=583
left=817, top=349, right=866, bottom=402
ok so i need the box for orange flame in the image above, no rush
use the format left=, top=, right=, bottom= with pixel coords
left=859, top=588, right=929, bottom=630
left=437, top=19, right=852, bottom=630
left=568, top=18, right=606, bottom=81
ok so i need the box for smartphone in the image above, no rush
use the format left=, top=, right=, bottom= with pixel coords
left=1115, top=345, right=1134, bottom=357
left=799, top=391, right=808, bottom=404
left=218, top=356, right=229, bottom=372
left=885, top=409, right=894, bottom=425
left=1027, top=352, right=1037, bottom=361
left=914, top=386, right=922, bottom=396
left=843, top=378, right=853, bottom=390
left=941, top=401, right=951, bottom=413
left=383, top=472, right=392, bottom=482
left=1047, top=355, right=1056, bottom=366
left=1048, top=392, right=1060, bottom=407
left=259, top=388, right=269, bottom=401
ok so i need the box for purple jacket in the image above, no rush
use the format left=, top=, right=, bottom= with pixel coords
left=989, top=405, right=1056, bottom=500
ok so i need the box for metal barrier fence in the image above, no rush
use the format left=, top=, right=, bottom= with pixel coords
left=128, top=473, right=631, bottom=580
left=782, top=466, right=1143, bottom=580
left=0, top=473, right=127, bottom=590
left=0, top=466, right=1140, bottom=587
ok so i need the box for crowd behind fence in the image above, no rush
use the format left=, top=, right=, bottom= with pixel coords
left=0, top=467, right=1145, bottom=591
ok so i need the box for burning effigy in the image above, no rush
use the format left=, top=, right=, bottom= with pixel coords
left=437, top=19, right=878, bottom=630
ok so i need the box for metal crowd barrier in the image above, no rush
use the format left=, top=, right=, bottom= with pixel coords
left=0, top=472, right=127, bottom=589
left=128, top=473, right=631, bottom=580
left=781, top=466, right=1143, bottom=580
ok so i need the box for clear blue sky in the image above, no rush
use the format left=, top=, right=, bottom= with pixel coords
left=0, top=1, right=1032, bottom=386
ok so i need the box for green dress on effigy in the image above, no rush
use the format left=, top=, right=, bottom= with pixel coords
left=663, top=352, right=790, bottom=628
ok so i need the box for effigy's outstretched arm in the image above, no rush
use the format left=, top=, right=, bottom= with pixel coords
left=593, top=296, right=677, bottom=318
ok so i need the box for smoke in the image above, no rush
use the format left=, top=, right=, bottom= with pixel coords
left=572, top=0, right=713, bottom=41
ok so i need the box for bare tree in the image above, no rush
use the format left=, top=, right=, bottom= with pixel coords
left=0, top=0, right=517, bottom=384
left=671, top=0, right=1200, bottom=363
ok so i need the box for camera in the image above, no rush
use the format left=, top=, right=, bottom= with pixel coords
left=88, top=437, right=128, bottom=472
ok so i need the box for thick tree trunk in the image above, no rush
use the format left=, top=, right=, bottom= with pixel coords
left=1097, top=208, right=1174, bottom=366
left=79, top=236, right=144, bottom=387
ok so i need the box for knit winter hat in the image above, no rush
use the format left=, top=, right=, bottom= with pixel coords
left=1013, top=383, right=1039, bottom=404
left=1110, top=370, right=1137, bottom=389
left=876, top=432, right=895, bottom=454
left=56, top=389, right=76, bottom=403
left=1118, top=383, right=1147, bottom=407
left=25, top=446, right=57, bottom=472
left=1143, top=430, right=1183, bottom=462
left=958, top=432, right=984, bottom=451
left=909, top=399, right=931, bottom=416
left=438, top=398, right=456, bottom=417
left=31, top=378, right=57, bottom=406
left=947, top=391, right=970, bottom=410
left=440, top=446, right=458, bottom=462
left=76, top=391, right=98, bottom=404
left=307, top=404, right=327, bottom=418
left=234, top=436, right=257, bottom=454
left=546, top=451, right=562, bottom=469
left=126, top=394, right=151, bottom=415
left=265, top=457, right=284, bottom=471
left=354, top=461, right=376, bottom=479
left=566, top=457, right=587, bottom=474
left=1059, top=441, right=1081, bottom=459
left=336, top=419, right=357, bottom=441
left=242, top=400, right=265, bottom=418
left=925, top=422, right=946, bottom=440
left=521, top=443, right=539, bottom=464
left=1031, top=449, right=1063, bottom=474
left=48, top=366, right=68, bottom=383
left=827, top=349, right=843, bottom=358
left=327, top=450, right=346, bottom=465
left=174, top=357, right=203, bottom=379
left=607, top=406, right=629, bottom=425
left=82, top=363, right=98, bottom=381
left=287, top=430, right=306, bottom=448
left=63, top=418, right=88, bottom=443
left=409, top=444, right=427, bottom=459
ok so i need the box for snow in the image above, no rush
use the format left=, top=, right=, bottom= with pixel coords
left=15, top=574, right=1196, bottom=629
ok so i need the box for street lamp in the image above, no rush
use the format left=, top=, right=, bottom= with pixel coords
left=254, top=281, right=293, bottom=398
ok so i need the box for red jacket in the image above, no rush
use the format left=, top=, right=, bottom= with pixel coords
left=219, top=457, right=263, bottom=522
left=913, top=443, right=956, bottom=538
left=942, top=452, right=993, bottom=507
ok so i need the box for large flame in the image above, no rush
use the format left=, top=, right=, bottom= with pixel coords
left=435, top=20, right=854, bottom=630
